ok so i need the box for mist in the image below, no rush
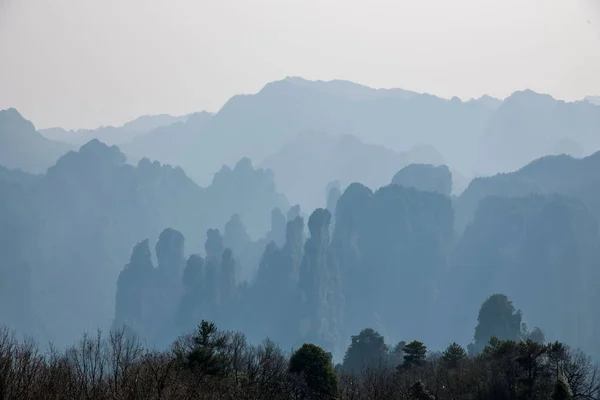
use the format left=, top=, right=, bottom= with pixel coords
left=1, top=1, right=600, bottom=398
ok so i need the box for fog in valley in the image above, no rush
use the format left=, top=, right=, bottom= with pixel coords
left=0, top=1, right=599, bottom=399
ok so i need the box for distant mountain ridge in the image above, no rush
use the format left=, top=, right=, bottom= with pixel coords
left=4, top=78, right=600, bottom=208
left=471, top=94, right=503, bottom=110
left=259, top=130, right=446, bottom=211
left=455, top=150, right=600, bottom=232
left=282, top=76, right=419, bottom=101
left=121, top=111, right=214, bottom=167
left=0, top=108, right=72, bottom=173
left=477, top=90, right=600, bottom=174
left=586, top=95, right=600, bottom=106
left=39, top=113, right=195, bottom=146
left=113, top=77, right=599, bottom=190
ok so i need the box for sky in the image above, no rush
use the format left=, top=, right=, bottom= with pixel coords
left=0, top=0, right=599, bottom=130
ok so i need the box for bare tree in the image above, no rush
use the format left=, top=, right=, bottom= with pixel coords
left=106, top=326, right=145, bottom=400
left=67, top=329, right=108, bottom=399
left=564, top=348, right=600, bottom=400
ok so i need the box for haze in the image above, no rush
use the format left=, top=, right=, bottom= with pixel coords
left=0, top=0, right=598, bottom=129
left=4, top=1, right=600, bottom=397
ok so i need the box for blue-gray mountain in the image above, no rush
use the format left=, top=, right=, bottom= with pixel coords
left=0, top=136, right=288, bottom=347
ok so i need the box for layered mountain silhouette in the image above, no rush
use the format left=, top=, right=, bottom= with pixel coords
left=0, top=109, right=72, bottom=173
left=0, top=138, right=287, bottom=347
left=40, top=113, right=192, bottom=146
left=259, top=131, right=445, bottom=211
left=477, top=90, right=600, bottom=175
left=16, top=78, right=600, bottom=206
left=121, top=111, right=213, bottom=167
left=112, top=78, right=599, bottom=191
left=455, top=150, right=600, bottom=231
left=3, top=79, right=600, bottom=359
left=391, top=164, right=453, bottom=197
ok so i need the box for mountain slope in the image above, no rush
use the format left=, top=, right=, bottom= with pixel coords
left=455, top=150, right=600, bottom=231
left=117, top=77, right=492, bottom=187
left=0, top=139, right=287, bottom=347
left=259, top=131, right=445, bottom=211
left=121, top=111, right=213, bottom=168
left=0, top=108, right=72, bottom=173
left=40, top=113, right=192, bottom=146
left=117, top=78, right=600, bottom=192
left=445, top=194, right=600, bottom=355
left=477, top=90, right=600, bottom=175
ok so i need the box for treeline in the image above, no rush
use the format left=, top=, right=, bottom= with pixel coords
left=1, top=306, right=598, bottom=399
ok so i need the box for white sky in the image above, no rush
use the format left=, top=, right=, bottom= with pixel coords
left=0, top=0, right=599, bottom=130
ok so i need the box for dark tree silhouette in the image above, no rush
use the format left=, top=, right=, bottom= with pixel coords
left=342, top=328, right=388, bottom=372
left=289, top=343, right=338, bottom=399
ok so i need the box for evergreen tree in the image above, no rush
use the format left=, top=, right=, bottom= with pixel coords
left=409, top=380, right=435, bottom=400
left=289, top=343, right=338, bottom=399
left=342, top=328, right=388, bottom=372
left=529, top=326, right=546, bottom=344
left=441, top=342, right=467, bottom=368
left=402, top=340, right=427, bottom=368
left=185, top=320, right=229, bottom=376
left=473, top=294, right=524, bottom=353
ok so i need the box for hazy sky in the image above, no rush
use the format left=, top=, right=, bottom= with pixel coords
left=0, top=0, right=599, bottom=130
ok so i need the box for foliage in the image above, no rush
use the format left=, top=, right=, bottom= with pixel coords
left=553, top=376, right=574, bottom=400
left=441, top=342, right=467, bottom=368
left=472, top=294, right=524, bottom=353
left=289, top=343, right=339, bottom=398
left=401, top=341, right=427, bottom=369
left=342, top=328, right=389, bottom=372
left=183, top=321, right=229, bottom=376
left=0, top=319, right=594, bottom=400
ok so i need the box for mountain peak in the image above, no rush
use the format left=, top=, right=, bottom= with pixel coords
left=0, top=107, right=24, bottom=119
left=475, top=95, right=503, bottom=110
left=264, top=77, right=418, bottom=102
left=48, top=139, right=126, bottom=174
left=502, top=89, right=557, bottom=111
left=0, top=108, right=34, bottom=132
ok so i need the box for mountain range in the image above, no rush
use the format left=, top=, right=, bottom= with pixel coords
left=2, top=78, right=600, bottom=357
left=40, top=113, right=192, bottom=145
left=0, top=108, right=72, bottom=174
left=3, top=77, right=599, bottom=209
